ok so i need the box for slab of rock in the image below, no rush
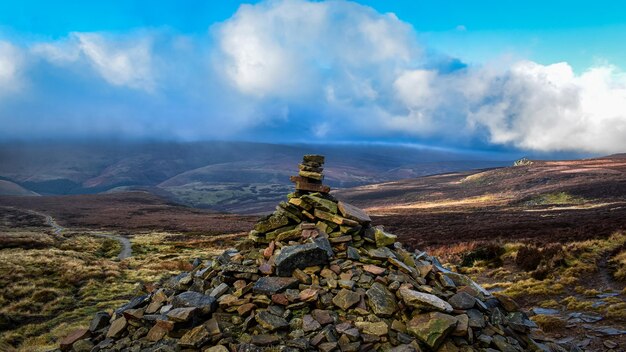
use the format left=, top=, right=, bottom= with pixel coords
left=355, top=321, right=388, bottom=336
left=179, top=325, right=210, bottom=348
left=366, top=282, right=398, bottom=317
left=106, top=317, right=127, bottom=338
left=146, top=320, right=174, bottom=342
left=166, top=307, right=197, bottom=322
left=253, top=277, right=299, bottom=294
left=399, top=287, right=453, bottom=313
left=255, top=212, right=291, bottom=233
left=89, top=311, right=110, bottom=332
left=59, top=328, right=90, bottom=351
left=448, top=292, right=475, bottom=310
left=172, top=291, right=216, bottom=314
left=332, top=289, right=361, bottom=310
left=338, top=201, right=371, bottom=224
left=275, top=237, right=333, bottom=276
left=374, top=227, right=397, bottom=248
left=255, top=311, right=289, bottom=331
left=407, top=312, right=457, bottom=349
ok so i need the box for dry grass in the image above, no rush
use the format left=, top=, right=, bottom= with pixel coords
left=0, top=230, right=242, bottom=351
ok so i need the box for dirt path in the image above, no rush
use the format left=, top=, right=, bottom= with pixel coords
left=20, top=208, right=132, bottom=260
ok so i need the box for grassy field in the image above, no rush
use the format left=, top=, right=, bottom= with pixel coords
left=0, top=229, right=242, bottom=351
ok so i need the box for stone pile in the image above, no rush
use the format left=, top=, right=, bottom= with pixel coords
left=61, top=155, right=546, bottom=352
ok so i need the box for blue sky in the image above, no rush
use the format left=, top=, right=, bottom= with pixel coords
left=0, top=0, right=625, bottom=153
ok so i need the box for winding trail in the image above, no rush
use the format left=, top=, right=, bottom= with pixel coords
left=18, top=208, right=132, bottom=260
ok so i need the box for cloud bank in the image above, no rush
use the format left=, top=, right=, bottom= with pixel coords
left=0, top=0, right=625, bottom=154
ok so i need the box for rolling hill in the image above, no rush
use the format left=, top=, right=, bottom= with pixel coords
left=0, top=141, right=514, bottom=213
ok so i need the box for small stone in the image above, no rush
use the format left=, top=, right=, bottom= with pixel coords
left=365, top=282, right=398, bottom=317
left=205, top=346, right=230, bottom=352
left=303, top=314, right=322, bottom=332
left=407, top=312, right=457, bottom=350
left=311, top=309, right=334, bottom=325
left=179, top=325, right=210, bottom=348
left=253, top=276, right=299, bottom=295
left=272, top=293, right=290, bottom=305
left=299, top=288, right=319, bottom=301
left=59, top=328, right=90, bottom=351
left=146, top=320, right=174, bottom=342
left=106, top=317, right=127, bottom=338
left=259, top=262, right=273, bottom=275
left=332, top=289, right=361, bottom=310
left=453, top=314, right=469, bottom=336
left=338, top=201, right=371, bottom=224
left=88, top=311, right=110, bottom=332
left=363, top=264, right=386, bottom=275
left=263, top=241, right=275, bottom=258
left=374, top=227, right=397, bottom=247
left=275, top=237, right=334, bottom=276
left=448, top=292, right=475, bottom=310
left=71, top=339, right=94, bottom=352
left=355, top=321, right=388, bottom=336
left=493, top=292, right=520, bottom=312
left=209, top=283, right=230, bottom=298
left=166, top=307, right=197, bottom=322
left=399, top=287, right=453, bottom=313
left=237, top=303, right=256, bottom=316
left=255, top=310, right=289, bottom=331
left=251, top=334, right=281, bottom=346
left=172, top=291, right=217, bottom=315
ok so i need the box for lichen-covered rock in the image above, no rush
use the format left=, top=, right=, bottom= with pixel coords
left=366, top=282, right=398, bottom=317
left=407, top=312, right=457, bottom=349
left=275, top=237, right=333, bottom=276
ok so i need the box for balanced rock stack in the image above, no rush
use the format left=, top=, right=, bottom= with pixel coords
left=62, top=155, right=546, bottom=352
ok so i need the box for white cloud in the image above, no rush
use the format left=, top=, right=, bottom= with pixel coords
left=32, top=32, right=156, bottom=91
left=1, top=0, right=625, bottom=153
left=0, top=41, right=24, bottom=96
left=215, top=0, right=416, bottom=98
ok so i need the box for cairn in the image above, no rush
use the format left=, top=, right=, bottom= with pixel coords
left=60, top=155, right=545, bottom=352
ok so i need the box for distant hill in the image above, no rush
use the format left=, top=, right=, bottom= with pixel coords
left=0, top=180, right=39, bottom=196
left=0, top=141, right=513, bottom=213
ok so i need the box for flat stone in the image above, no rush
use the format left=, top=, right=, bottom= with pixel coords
left=255, top=311, right=289, bottom=331
left=106, top=317, right=127, bottom=338
left=209, top=283, right=230, bottom=298
left=355, top=321, right=388, bottom=336
left=172, top=291, right=217, bottom=315
left=301, top=194, right=337, bottom=213
left=314, top=209, right=359, bottom=226
left=493, top=292, right=520, bottom=312
left=332, top=289, right=361, bottom=310
left=71, top=339, right=94, bottom=352
left=407, top=312, right=457, bottom=350
left=365, top=282, right=398, bottom=317
left=338, top=201, right=371, bottom=224
left=146, top=320, right=174, bottom=342
left=299, top=288, right=319, bottom=301
left=179, top=325, right=210, bottom=348
left=374, top=227, right=397, bottom=247
left=89, top=311, right=110, bottom=332
left=166, top=307, right=197, bottom=322
left=253, top=277, right=299, bottom=295
left=399, top=287, right=453, bottom=313
left=448, top=292, right=475, bottom=310
left=251, top=334, right=281, bottom=346
left=303, top=314, right=322, bottom=332
left=311, top=309, right=334, bottom=325
left=274, top=237, right=333, bottom=276
left=363, top=264, right=386, bottom=275
left=255, top=212, right=291, bottom=233
left=60, top=328, right=90, bottom=351
left=205, top=346, right=230, bottom=352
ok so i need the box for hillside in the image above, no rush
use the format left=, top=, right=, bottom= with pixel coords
left=0, top=141, right=517, bottom=213
left=0, top=180, right=39, bottom=196
left=335, top=155, right=626, bottom=247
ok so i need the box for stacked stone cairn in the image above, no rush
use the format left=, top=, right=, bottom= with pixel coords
left=61, top=155, right=546, bottom=352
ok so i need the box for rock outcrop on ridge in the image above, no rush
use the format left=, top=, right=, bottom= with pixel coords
left=61, top=155, right=545, bottom=352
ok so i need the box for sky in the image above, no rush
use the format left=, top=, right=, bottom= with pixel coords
left=0, top=0, right=625, bottom=154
